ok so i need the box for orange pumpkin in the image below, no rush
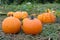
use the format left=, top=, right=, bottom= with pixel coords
left=13, top=11, right=28, bottom=19
left=37, top=9, right=56, bottom=23
left=7, top=12, right=14, bottom=16
left=21, top=11, right=28, bottom=19
left=22, top=16, right=42, bottom=35
left=13, top=11, right=22, bottom=19
left=2, top=17, right=21, bottom=34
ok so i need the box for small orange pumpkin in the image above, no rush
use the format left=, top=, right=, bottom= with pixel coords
left=7, top=12, right=14, bottom=16
left=2, top=17, right=21, bottom=34
left=13, top=11, right=22, bottom=19
left=13, top=11, right=28, bottom=19
left=21, top=11, right=28, bottom=19
left=37, top=9, right=56, bottom=23
left=22, top=16, right=42, bottom=35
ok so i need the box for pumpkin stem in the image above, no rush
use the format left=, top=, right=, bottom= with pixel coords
left=47, top=9, right=51, bottom=13
left=31, top=15, right=34, bottom=19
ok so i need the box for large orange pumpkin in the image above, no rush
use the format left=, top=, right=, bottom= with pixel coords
left=37, top=9, right=56, bottom=23
left=13, top=11, right=28, bottom=19
left=7, top=12, right=14, bottom=16
left=2, top=17, right=21, bottom=34
left=22, top=16, right=42, bottom=35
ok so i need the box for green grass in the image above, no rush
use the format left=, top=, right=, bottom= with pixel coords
left=0, top=3, right=60, bottom=15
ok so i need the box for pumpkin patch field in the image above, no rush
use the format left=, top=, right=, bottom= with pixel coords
left=0, top=3, right=60, bottom=40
